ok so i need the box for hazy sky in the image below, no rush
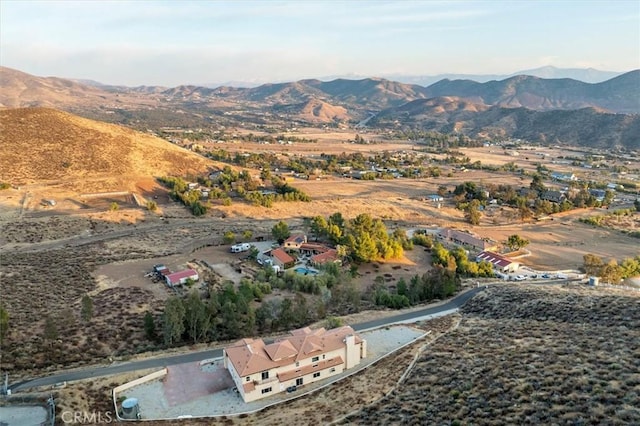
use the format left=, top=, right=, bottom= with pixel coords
left=1, top=0, right=639, bottom=86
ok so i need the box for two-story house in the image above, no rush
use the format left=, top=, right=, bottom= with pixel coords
left=223, top=326, right=367, bottom=402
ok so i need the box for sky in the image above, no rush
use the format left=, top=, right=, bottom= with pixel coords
left=1, top=0, right=639, bottom=87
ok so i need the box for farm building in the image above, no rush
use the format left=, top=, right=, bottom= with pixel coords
left=476, top=251, right=520, bottom=273
left=165, top=269, right=199, bottom=287
left=224, top=326, right=366, bottom=403
left=426, top=194, right=444, bottom=203
left=439, top=228, right=497, bottom=251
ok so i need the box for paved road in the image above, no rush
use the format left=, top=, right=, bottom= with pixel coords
left=9, top=287, right=484, bottom=392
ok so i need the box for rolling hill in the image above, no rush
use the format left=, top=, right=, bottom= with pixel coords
left=423, top=71, right=640, bottom=114
left=2, top=66, right=639, bottom=148
left=372, top=100, right=640, bottom=149
left=0, top=108, right=214, bottom=187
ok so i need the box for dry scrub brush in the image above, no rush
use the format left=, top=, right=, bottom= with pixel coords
left=343, top=285, right=640, bottom=425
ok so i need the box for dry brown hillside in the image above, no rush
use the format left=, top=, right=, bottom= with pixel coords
left=0, top=107, right=213, bottom=190
left=299, top=98, right=350, bottom=123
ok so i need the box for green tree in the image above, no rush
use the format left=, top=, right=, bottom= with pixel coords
left=603, top=190, right=615, bottom=206
left=529, top=174, right=546, bottom=194
left=146, top=200, right=158, bottom=211
left=0, top=305, right=9, bottom=343
left=43, top=316, right=59, bottom=345
left=276, top=298, right=295, bottom=330
left=272, top=220, right=291, bottom=244
left=583, top=253, right=605, bottom=276
left=109, top=202, right=119, bottom=211
left=242, top=230, right=253, bottom=240
left=431, top=242, right=451, bottom=267
left=80, top=294, right=94, bottom=322
left=351, top=231, right=378, bottom=262
left=437, top=185, right=448, bottom=197
left=325, top=316, right=344, bottom=329
left=620, top=256, right=640, bottom=279
left=223, top=231, right=236, bottom=244
left=247, top=246, right=260, bottom=260
left=600, top=259, right=623, bottom=284
left=506, top=234, right=530, bottom=251
left=516, top=197, right=533, bottom=222
left=143, top=311, right=156, bottom=341
left=310, top=215, right=328, bottom=241
left=184, top=291, right=210, bottom=343
left=465, top=199, right=481, bottom=225
left=163, top=297, right=186, bottom=346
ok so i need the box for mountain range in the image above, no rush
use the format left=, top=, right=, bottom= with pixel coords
left=198, top=66, right=624, bottom=88
left=1, top=66, right=638, bottom=149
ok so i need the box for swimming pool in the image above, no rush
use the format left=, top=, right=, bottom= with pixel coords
left=294, top=267, right=319, bottom=276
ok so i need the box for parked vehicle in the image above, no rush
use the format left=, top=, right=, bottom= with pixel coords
left=230, top=243, right=251, bottom=253
left=514, top=275, right=526, bottom=281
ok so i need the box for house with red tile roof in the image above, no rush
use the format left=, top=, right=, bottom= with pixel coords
left=268, top=248, right=296, bottom=269
left=299, top=242, right=332, bottom=256
left=311, top=249, right=341, bottom=266
left=223, top=326, right=367, bottom=402
left=284, top=234, right=307, bottom=250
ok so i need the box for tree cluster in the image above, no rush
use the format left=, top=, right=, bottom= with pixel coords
left=309, top=213, right=405, bottom=262
left=583, top=254, right=640, bottom=284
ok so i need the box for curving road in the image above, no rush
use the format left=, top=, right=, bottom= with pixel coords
left=9, top=287, right=484, bottom=392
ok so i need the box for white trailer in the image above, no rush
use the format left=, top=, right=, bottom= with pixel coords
left=230, top=243, right=251, bottom=253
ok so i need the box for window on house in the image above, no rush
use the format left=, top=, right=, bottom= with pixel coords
left=261, top=387, right=272, bottom=394
left=295, top=362, right=299, bottom=367
left=313, top=372, right=320, bottom=378
left=322, top=354, right=325, bottom=359
left=262, top=371, right=269, bottom=380
left=329, top=368, right=336, bottom=373
left=246, top=377, right=251, bottom=382
left=296, top=378, right=303, bottom=386
left=312, top=356, right=319, bottom=362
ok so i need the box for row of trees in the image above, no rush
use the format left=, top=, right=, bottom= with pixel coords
left=371, top=268, right=460, bottom=309
left=431, top=243, right=495, bottom=278
left=157, top=263, right=363, bottom=345
left=583, top=254, right=640, bottom=284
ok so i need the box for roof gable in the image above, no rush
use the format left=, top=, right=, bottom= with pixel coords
left=264, top=340, right=298, bottom=361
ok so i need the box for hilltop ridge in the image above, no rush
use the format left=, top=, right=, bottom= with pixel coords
left=0, top=108, right=213, bottom=189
